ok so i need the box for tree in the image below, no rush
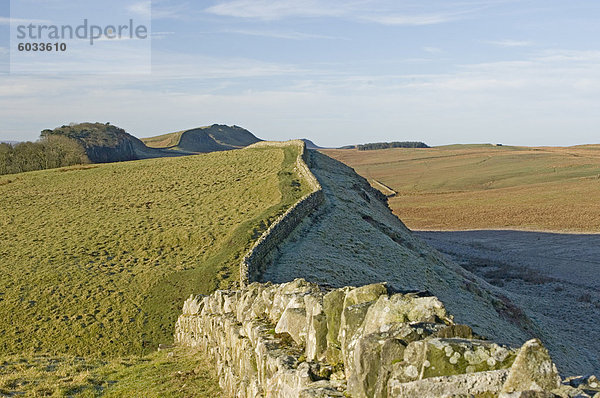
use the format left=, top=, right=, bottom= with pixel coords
left=0, top=135, right=88, bottom=176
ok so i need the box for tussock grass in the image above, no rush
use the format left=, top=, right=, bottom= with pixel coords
left=324, top=145, right=600, bottom=232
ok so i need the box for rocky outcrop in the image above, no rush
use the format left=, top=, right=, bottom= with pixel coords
left=239, top=141, right=324, bottom=286
left=174, top=279, right=593, bottom=398
left=41, top=122, right=174, bottom=163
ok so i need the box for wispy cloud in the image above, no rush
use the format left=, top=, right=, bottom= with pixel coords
left=534, top=49, right=600, bottom=63
left=205, top=0, right=492, bottom=25
left=225, top=29, right=340, bottom=40
left=362, top=12, right=462, bottom=26
left=0, top=16, right=51, bottom=25
left=423, top=46, right=443, bottom=53
left=484, top=39, right=533, bottom=47
left=205, top=0, right=345, bottom=20
left=151, top=31, right=175, bottom=40
left=128, top=0, right=188, bottom=20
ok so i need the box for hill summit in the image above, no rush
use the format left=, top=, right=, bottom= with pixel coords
left=41, top=122, right=169, bottom=163
left=41, top=122, right=262, bottom=164
left=142, top=124, right=262, bottom=154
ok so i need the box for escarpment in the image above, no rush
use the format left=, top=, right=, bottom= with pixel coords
left=173, top=141, right=599, bottom=397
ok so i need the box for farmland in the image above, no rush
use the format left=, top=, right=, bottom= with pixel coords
left=323, top=144, right=600, bottom=232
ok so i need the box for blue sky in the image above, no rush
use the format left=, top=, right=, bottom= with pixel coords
left=1, top=0, right=600, bottom=146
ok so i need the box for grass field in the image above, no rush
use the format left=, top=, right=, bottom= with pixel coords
left=0, top=145, right=309, bottom=359
left=141, top=130, right=187, bottom=149
left=0, top=347, right=221, bottom=397
left=323, top=144, right=600, bottom=232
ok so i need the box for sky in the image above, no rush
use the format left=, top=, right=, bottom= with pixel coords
left=1, top=0, right=600, bottom=147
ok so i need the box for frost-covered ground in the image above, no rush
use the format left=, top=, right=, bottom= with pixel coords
left=262, top=150, right=597, bottom=376
left=417, top=230, right=600, bottom=375
left=263, top=153, right=528, bottom=356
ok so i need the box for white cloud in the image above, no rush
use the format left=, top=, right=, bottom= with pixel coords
left=224, top=29, right=340, bottom=40
left=0, top=17, right=51, bottom=25
left=362, top=13, right=461, bottom=26
left=128, top=0, right=188, bottom=20
left=205, top=0, right=345, bottom=20
left=484, top=39, right=533, bottom=47
left=127, top=1, right=152, bottom=18
left=205, top=0, right=495, bottom=25
left=2, top=45, right=600, bottom=146
left=423, top=46, right=443, bottom=53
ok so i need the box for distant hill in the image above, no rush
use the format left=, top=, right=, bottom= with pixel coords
left=0, top=140, right=19, bottom=146
left=41, top=122, right=175, bottom=163
left=300, top=138, right=322, bottom=149
left=142, top=124, right=261, bottom=153
left=340, top=141, right=429, bottom=150
left=40, top=123, right=260, bottom=164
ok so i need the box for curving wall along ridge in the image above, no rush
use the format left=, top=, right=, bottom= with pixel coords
left=239, top=141, right=324, bottom=287
left=174, top=143, right=596, bottom=397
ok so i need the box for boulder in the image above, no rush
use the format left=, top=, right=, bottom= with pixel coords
left=339, top=302, right=373, bottom=359
left=501, top=339, right=561, bottom=394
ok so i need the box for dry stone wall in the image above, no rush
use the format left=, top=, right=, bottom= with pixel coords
left=174, top=279, right=595, bottom=397
left=239, top=141, right=324, bottom=286
left=174, top=142, right=599, bottom=397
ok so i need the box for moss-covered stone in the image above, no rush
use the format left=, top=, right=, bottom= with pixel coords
left=361, top=294, right=449, bottom=335
left=323, top=287, right=352, bottom=365
left=501, top=339, right=561, bottom=394
left=343, top=283, right=388, bottom=308
left=395, top=338, right=517, bottom=383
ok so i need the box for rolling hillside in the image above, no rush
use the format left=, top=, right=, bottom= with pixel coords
left=0, top=144, right=309, bottom=359
left=142, top=124, right=261, bottom=154
left=323, top=144, right=600, bottom=232
left=2, top=141, right=597, bottom=395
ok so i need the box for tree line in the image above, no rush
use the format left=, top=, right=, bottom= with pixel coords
left=356, top=141, right=429, bottom=150
left=0, top=135, right=89, bottom=175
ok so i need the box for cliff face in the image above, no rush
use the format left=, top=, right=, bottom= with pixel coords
left=82, top=134, right=138, bottom=163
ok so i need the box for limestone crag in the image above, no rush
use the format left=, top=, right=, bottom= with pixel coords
left=174, top=279, right=593, bottom=398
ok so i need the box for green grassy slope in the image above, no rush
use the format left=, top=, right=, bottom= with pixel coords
left=142, top=125, right=261, bottom=153
left=141, top=130, right=186, bottom=149
left=0, top=348, right=221, bottom=397
left=0, top=145, right=309, bottom=358
left=323, top=145, right=600, bottom=231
